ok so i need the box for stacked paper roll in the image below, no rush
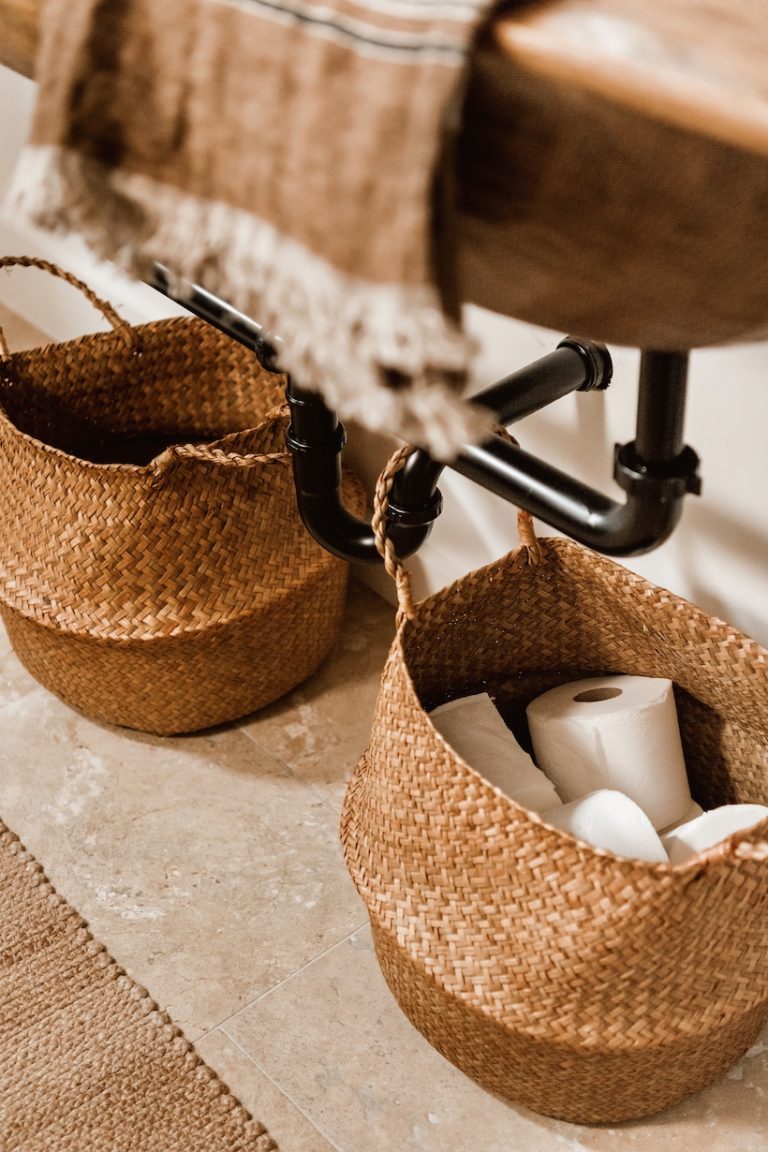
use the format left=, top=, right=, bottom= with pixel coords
left=430, top=679, right=767, bottom=865
left=526, top=676, right=692, bottom=831
left=662, top=804, right=768, bottom=864
left=430, top=693, right=561, bottom=812
left=659, top=800, right=704, bottom=834
left=542, top=790, right=668, bottom=863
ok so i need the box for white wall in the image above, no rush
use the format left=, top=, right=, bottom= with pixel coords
left=0, top=70, right=188, bottom=331
left=2, top=65, right=767, bottom=645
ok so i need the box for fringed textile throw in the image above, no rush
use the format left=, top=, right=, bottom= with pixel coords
left=8, top=0, right=500, bottom=457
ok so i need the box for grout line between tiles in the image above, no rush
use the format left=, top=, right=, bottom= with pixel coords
left=217, top=1028, right=346, bottom=1152
left=236, top=723, right=353, bottom=812
left=199, top=919, right=369, bottom=1040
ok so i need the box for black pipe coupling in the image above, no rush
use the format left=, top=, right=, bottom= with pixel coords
left=614, top=441, right=702, bottom=499
left=559, top=337, right=613, bottom=392
left=386, top=488, right=444, bottom=528
left=285, top=419, right=347, bottom=490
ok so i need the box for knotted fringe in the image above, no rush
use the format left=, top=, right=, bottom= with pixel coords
left=7, top=145, right=492, bottom=460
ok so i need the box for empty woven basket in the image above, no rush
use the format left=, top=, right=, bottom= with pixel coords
left=0, top=257, right=360, bottom=734
left=341, top=450, right=768, bottom=1125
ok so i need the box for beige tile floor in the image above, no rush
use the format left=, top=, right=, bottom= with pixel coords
left=0, top=305, right=766, bottom=1151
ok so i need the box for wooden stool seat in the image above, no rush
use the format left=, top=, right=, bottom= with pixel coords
left=453, top=0, right=768, bottom=349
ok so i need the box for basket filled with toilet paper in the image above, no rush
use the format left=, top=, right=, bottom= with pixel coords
left=433, top=676, right=768, bottom=866
left=341, top=467, right=768, bottom=1128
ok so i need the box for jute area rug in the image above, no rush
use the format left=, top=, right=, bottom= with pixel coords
left=0, top=821, right=277, bottom=1150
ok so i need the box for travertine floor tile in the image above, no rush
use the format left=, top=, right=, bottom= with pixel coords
left=226, top=927, right=768, bottom=1152
left=241, top=581, right=395, bottom=807
left=226, top=928, right=553, bottom=1152
left=196, top=1029, right=340, bottom=1152
left=0, top=632, right=39, bottom=702
left=576, top=1030, right=768, bottom=1152
left=0, top=677, right=365, bottom=1039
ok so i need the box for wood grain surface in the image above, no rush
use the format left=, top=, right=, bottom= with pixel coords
left=496, top=0, right=768, bottom=158
left=4, top=0, right=768, bottom=347
left=0, top=0, right=38, bottom=78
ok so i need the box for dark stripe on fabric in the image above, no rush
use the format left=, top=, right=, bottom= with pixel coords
left=66, top=0, right=131, bottom=163
left=240, top=0, right=469, bottom=56
left=240, top=0, right=485, bottom=18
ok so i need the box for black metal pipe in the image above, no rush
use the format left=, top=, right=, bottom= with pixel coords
left=287, top=340, right=609, bottom=562
left=151, top=264, right=282, bottom=371
left=635, top=351, right=688, bottom=462
left=470, top=338, right=610, bottom=425
left=456, top=437, right=684, bottom=555
left=286, top=342, right=700, bottom=559
left=286, top=380, right=437, bottom=563
left=390, top=338, right=610, bottom=509
left=146, top=268, right=700, bottom=561
left=454, top=350, right=699, bottom=556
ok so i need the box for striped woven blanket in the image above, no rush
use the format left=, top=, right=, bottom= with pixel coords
left=8, top=0, right=499, bottom=456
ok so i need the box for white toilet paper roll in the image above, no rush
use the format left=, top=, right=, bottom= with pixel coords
left=659, top=800, right=705, bottom=835
left=526, top=675, right=692, bottom=831
left=430, top=693, right=561, bottom=811
left=542, top=790, right=668, bottom=863
left=662, top=804, right=768, bottom=864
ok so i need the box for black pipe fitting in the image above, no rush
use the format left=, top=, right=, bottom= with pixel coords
left=614, top=442, right=702, bottom=499
left=561, top=336, right=613, bottom=392
left=286, top=380, right=436, bottom=563
left=286, top=338, right=610, bottom=562
left=286, top=343, right=700, bottom=561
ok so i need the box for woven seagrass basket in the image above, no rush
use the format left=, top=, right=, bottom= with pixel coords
left=340, top=449, right=768, bottom=1125
left=0, top=257, right=360, bottom=735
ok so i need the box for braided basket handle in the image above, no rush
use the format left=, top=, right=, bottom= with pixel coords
left=150, top=404, right=290, bottom=481
left=372, top=445, right=418, bottom=626
left=373, top=431, right=543, bottom=625
left=495, top=424, right=543, bottom=565
left=0, top=256, right=135, bottom=358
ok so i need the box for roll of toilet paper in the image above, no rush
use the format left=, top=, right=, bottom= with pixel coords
left=662, top=804, right=768, bottom=864
left=526, top=675, right=692, bottom=831
left=430, top=693, right=561, bottom=811
left=660, top=800, right=705, bottom=835
left=542, top=790, right=668, bottom=863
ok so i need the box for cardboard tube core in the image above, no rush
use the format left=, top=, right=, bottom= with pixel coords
left=573, top=687, right=623, bottom=703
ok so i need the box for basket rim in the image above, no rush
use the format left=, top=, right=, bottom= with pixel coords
left=0, top=315, right=287, bottom=474
left=398, top=535, right=768, bottom=703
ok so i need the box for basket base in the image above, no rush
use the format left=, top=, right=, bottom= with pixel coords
left=370, top=913, right=768, bottom=1125
left=1, top=563, right=348, bottom=735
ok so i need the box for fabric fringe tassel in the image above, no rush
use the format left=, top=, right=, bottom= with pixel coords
left=6, top=146, right=492, bottom=460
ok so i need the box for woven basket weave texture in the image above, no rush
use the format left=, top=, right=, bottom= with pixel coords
left=0, top=821, right=277, bottom=1149
left=341, top=496, right=768, bottom=1124
left=0, top=259, right=358, bottom=734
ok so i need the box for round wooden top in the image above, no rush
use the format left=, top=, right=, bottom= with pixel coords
left=494, top=0, right=768, bottom=160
